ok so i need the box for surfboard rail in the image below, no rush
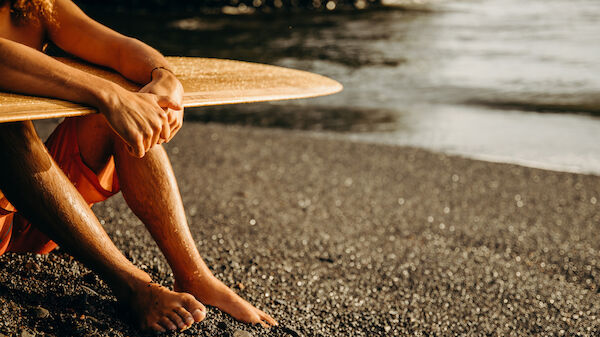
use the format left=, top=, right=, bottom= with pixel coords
left=0, top=57, right=343, bottom=123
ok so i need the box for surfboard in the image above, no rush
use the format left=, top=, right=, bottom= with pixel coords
left=0, top=57, right=343, bottom=123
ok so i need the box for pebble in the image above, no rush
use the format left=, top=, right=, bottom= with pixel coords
left=217, top=321, right=228, bottom=330
left=3, top=124, right=600, bottom=336
left=81, top=285, right=99, bottom=297
left=33, top=306, right=50, bottom=319
left=232, top=330, right=252, bottom=337
left=24, top=261, right=40, bottom=273
left=20, top=329, right=35, bottom=337
left=280, top=326, right=301, bottom=337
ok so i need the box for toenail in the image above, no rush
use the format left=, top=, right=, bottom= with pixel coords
left=185, top=316, right=194, bottom=325
left=192, top=308, right=205, bottom=320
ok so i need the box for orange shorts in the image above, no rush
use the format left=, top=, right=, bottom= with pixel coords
left=0, top=117, right=120, bottom=255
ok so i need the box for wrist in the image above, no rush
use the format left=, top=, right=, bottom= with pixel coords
left=150, top=67, right=175, bottom=81
left=89, top=80, right=122, bottom=115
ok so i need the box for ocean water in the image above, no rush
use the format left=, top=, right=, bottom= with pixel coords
left=96, top=0, right=600, bottom=174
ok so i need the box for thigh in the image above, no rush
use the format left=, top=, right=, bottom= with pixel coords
left=75, top=114, right=116, bottom=175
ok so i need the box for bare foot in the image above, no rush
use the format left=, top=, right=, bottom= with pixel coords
left=175, top=276, right=278, bottom=328
left=119, top=281, right=207, bottom=332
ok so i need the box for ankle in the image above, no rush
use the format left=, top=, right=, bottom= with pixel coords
left=108, top=271, right=154, bottom=301
left=174, top=270, right=218, bottom=287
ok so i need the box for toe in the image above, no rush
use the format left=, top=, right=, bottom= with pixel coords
left=256, top=320, right=269, bottom=329
left=182, top=294, right=206, bottom=322
left=192, top=308, right=206, bottom=322
left=167, top=310, right=187, bottom=330
left=260, top=312, right=278, bottom=326
left=175, top=306, right=195, bottom=327
left=150, top=323, right=166, bottom=333
left=158, top=316, right=178, bottom=331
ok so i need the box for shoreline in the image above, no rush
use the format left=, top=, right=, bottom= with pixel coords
left=1, top=121, right=599, bottom=336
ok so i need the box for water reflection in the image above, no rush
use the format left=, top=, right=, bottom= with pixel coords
left=185, top=104, right=403, bottom=132
left=90, top=0, right=600, bottom=174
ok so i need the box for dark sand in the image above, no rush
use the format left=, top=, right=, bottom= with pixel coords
left=1, top=121, right=600, bottom=336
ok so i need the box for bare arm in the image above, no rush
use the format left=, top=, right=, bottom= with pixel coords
left=46, top=0, right=172, bottom=85
left=0, top=37, right=174, bottom=158
left=0, top=37, right=110, bottom=107
left=44, top=0, right=185, bottom=146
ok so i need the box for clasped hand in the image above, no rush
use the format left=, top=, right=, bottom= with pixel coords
left=99, top=69, right=184, bottom=158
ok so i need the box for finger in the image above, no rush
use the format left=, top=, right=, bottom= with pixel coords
left=156, top=95, right=183, bottom=111
left=143, top=124, right=157, bottom=154
left=167, top=109, right=178, bottom=124
left=129, top=135, right=145, bottom=158
left=168, top=112, right=183, bottom=142
left=148, top=113, right=165, bottom=150
left=167, top=119, right=182, bottom=142
left=159, top=109, right=171, bottom=142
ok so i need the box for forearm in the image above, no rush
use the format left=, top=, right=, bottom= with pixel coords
left=114, top=37, right=173, bottom=85
left=44, top=0, right=172, bottom=87
left=0, top=37, right=116, bottom=110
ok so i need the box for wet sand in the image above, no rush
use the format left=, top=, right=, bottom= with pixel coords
left=1, top=121, right=600, bottom=336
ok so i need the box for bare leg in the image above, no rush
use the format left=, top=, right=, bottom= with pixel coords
left=0, top=121, right=205, bottom=332
left=85, top=117, right=277, bottom=327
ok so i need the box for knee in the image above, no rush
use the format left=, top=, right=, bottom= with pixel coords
left=0, top=121, right=52, bottom=172
left=76, top=114, right=120, bottom=145
left=0, top=121, right=42, bottom=149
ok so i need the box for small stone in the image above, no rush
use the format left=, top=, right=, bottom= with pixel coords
left=280, top=326, right=301, bottom=337
left=233, top=330, right=252, bottom=337
left=33, top=306, right=50, bottom=319
left=237, top=282, right=245, bottom=290
left=217, top=321, right=228, bottom=330
left=81, top=285, right=99, bottom=297
left=275, top=299, right=287, bottom=305
left=20, top=329, right=35, bottom=337
left=24, top=261, right=40, bottom=273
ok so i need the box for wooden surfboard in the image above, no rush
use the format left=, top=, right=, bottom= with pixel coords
left=0, top=57, right=343, bottom=123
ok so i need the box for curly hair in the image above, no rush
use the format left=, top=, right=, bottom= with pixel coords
left=2, top=0, right=55, bottom=25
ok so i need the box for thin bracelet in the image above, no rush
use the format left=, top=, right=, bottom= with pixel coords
left=150, top=66, right=175, bottom=80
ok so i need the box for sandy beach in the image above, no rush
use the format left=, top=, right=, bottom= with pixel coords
left=1, top=120, right=599, bottom=336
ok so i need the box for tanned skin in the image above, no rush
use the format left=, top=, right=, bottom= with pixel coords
left=0, top=0, right=277, bottom=332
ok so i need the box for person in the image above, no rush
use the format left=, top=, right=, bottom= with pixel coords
left=0, top=0, right=278, bottom=332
